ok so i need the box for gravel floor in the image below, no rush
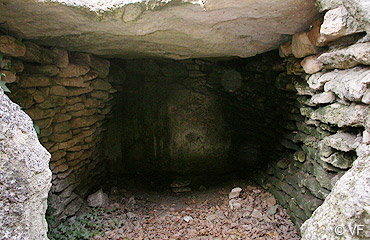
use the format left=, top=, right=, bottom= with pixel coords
left=87, top=179, right=300, bottom=239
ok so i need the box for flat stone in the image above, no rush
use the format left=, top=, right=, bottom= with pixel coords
left=308, top=102, right=369, bottom=128
left=292, top=32, right=320, bottom=58
left=323, top=67, right=369, bottom=101
left=321, top=152, right=355, bottom=169
left=322, top=132, right=361, bottom=152
left=318, top=42, right=370, bottom=69
left=0, top=0, right=319, bottom=59
left=91, top=79, right=112, bottom=91
left=229, top=187, right=242, bottom=199
left=51, top=47, right=69, bottom=68
left=55, top=76, right=89, bottom=87
left=0, top=35, right=26, bottom=57
left=301, top=55, right=323, bottom=74
left=307, top=18, right=328, bottom=47
left=20, top=41, right=57, bottom=64
left=50, top=86, right=69, bottom=96
left=19, top=75, right=51, bottom=87
left=310, top=92, right=336, bottom=105
left=58, top=63, right=90, bottom=78
left=320, top=6, right=364, bottom=42
left=279, top=41, right=292, bottom=58
left=23, top=64, right=60, bottom=76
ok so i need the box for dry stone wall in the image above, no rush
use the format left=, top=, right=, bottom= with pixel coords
left=0, top=35, right=117, bottom=220
left=253, top=0, right=370, bottom=237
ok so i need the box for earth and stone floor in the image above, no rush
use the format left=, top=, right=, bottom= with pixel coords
left=76, top=177, right=300, bottom=239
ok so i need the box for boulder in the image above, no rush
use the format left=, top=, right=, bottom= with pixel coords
left=343, top=0, right=370, bottom=34
left=0, top=88, right=52, bottom=240
left=301, top=144, right=370, bottom=239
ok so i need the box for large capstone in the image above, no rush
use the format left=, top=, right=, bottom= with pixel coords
left=0, top=0, right=318, bottom=59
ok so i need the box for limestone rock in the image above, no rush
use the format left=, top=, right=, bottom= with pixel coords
left=19, top=75, right=51, bottom=88
left=0, top=0, right=319, bottom=59
left=301, top=55, right=323, bottom=74
left=0, top=35, right=26, bottom=57
left=20, top=41, right=57, bottom=65
left=0, top=70, right=17, bottom=83
left=310, top=92, right=336, bottom=105
left=51, top=48, right=69, bottom=68
left=322, top=132, right=361, bottom=152
left=229, top=187, right=243, bottom=199
left=320, top=6, right=364, bottom=42
left=87, top=189, right=109, bottom=207
left=321, top=151, right=355, bottom=169
left=316, top=0, right=343, bottom=12
left=0, top=88, right=52, bottom=240
left=307, top=102, right=369, bottom=128
left=301, top=144, right=370, bottom=239
left=307, top=72, right=327, bottom=90
left=307, top=18, right=328, bottom=47
left=279, top=41, right=292, bottom=58
left=292, top=32, right=320, bottom=58
left=318, top=42, right=370, bottom=69
left=323, top=67, right=370, bottom=101
left=342, top=0, right=370, bottom=34
left=58, top=63, right=90, bottom=78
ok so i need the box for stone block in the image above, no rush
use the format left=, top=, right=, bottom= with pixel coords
left=23, top=64, right=60, bottom=76
left=51, top=47, right=69, bottom=68
left=310, top=92, right=336, bottom=105
left=21, top=41, right=57, bottom=64
left=321, top=6, right=364, bottom=42
left=19, top=75, right=51, bottom=87
left=55, top=76, right=89, bottom=87
left=279, top=41, right=292, bottom=57
left=307, top=18, right=328, bottom=47
left=50, top=86, right=69, bottom=96
left=58, top=63, right=90, bottom=78
left=0, top=70, right=16, bottom=83
left=25, top=108, right=56, bottom=120
left=292, top=32, right=320, bottom=58
left=301, top=55, right=323, bottom=74
left=91, top=79, right=112, bottom=91
left=68, top=86, right=93, bottom=96
left=318, top=42, right=370, bottom=69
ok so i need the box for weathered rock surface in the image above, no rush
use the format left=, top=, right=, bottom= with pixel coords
left=87, top=189, right=109, bottom=207
left=0, top=0, right=318, bottom=59
left=318, top=42, right=370, bottom=69
left=320, top=6, right=364, bottom=42
left=0, top=89, right=52, bottom=240
left=301, top=144, right=370, bottom=239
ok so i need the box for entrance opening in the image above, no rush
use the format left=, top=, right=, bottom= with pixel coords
left=42, top=52, right=302, bottom=239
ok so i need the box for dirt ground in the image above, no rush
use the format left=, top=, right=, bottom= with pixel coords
left=85, top=178, right=300, bottom=240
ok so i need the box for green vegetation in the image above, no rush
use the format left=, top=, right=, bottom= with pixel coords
left=46, top=206, right=125, bottom=240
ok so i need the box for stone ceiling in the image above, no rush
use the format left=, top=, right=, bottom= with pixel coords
left=0, top=0, right=319, bottom=59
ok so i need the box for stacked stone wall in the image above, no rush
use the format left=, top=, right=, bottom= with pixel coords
left=0, top=35, right=118, bottom=220
left=253, top=0, right=370, bottom=231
